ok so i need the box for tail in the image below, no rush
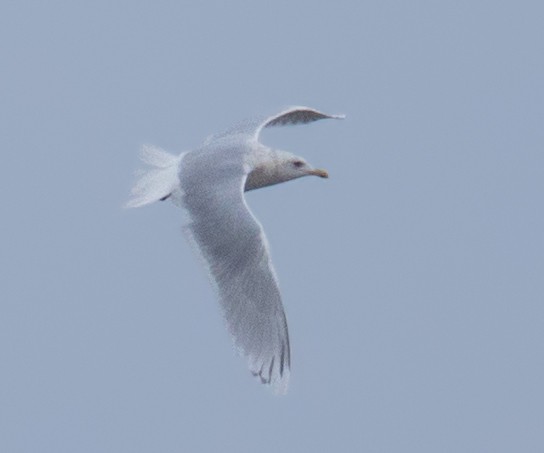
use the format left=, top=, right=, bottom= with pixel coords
left=126, top=145, right=184, bottom=208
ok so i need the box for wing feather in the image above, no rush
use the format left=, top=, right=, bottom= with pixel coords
left=179, top=150, right=290, bottom=393
left=205, top=106, right=344, bottom=144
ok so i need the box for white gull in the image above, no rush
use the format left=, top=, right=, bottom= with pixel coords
left=127, top=106, right=344, bottom=393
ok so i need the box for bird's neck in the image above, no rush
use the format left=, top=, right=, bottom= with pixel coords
left=245, top=163, right=285, bottom=191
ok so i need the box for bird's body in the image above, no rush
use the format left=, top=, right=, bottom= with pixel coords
left=128, top=107, right=343, bottom=393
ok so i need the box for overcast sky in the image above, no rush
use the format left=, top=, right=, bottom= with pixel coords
left=1, top=1, right=543, bottom=452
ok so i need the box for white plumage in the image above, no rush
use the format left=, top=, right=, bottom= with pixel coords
left=128, top=106, right=343, bottom=393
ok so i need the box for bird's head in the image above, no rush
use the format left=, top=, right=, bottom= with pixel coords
left=275, top=150, right=329, bottom=182
left=245, top=149, right=328, bottom=191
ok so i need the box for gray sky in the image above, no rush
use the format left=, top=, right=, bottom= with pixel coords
left=2, top=1, right=543, bottom=452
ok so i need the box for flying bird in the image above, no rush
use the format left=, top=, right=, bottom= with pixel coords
left=127, top=106, right=344, bottom=393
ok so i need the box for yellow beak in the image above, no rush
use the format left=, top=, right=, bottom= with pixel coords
left=308, top=168, right=329, bottom=178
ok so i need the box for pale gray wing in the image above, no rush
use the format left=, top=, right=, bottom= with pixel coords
left=205, top=106, right=345, bottom=144
left=179, top=149, right=290, bottom=393
left=261, top=106, right=345, bottom=131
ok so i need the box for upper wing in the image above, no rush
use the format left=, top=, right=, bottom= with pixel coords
left=179, top=149, right=290, bottom=393
left=205, top=106, right=345, bottom=144
left=261, top=106, right=345, bottom=131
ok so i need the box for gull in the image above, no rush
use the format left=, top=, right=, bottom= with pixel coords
left=127, top=106, right=344, bottom=393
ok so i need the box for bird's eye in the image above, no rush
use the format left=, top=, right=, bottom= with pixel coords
left=293, top=160, right=304, bottom=168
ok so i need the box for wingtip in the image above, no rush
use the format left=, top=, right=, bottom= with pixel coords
left=286, top=106, right=346, bottom=118
left=249, top=360, right=290, bottom=395
left=297, top=106, right=346, bottom=121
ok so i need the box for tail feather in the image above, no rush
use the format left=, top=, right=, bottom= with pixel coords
left=126, top=145, right=184, bottom=208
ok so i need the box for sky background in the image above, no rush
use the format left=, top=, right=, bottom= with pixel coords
left=1, top=1, right=543, bottom=452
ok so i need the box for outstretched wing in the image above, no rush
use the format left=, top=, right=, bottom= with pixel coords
left=261, top=106, right=345, bottom=131
left=179, top=148, right=290, bottom=393
left=205, top=106, right=345, bottom=144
